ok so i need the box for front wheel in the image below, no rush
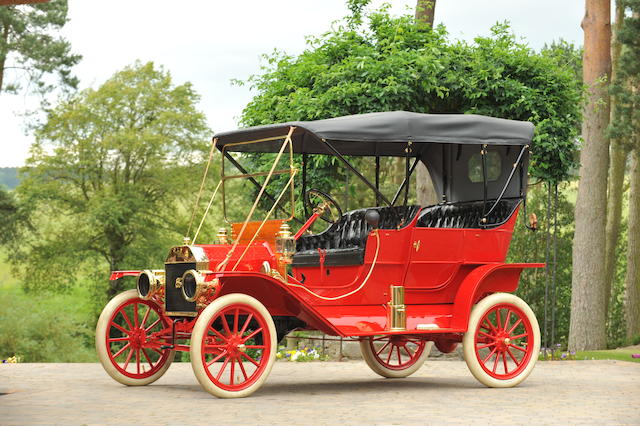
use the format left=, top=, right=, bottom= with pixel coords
left=360, top=335, right=432, bottom=378
left=190, top=294, right=277, bottom=398
left=95, top=290, right=175, bottom=386
left=463, top=293, right=540, bottom=388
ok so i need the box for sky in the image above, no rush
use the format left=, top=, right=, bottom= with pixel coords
left=0, top=0, right=585, bottom=167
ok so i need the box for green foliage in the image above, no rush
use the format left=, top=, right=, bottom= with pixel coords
left=0, top=167, right=19, bottom=190
left=14, top=61, right=211, bottom=302
left=0, top=186, right=31, bottom=246
left=0, top=0, right=81, bottom=95
left=609, top=0, right=640, bottom=149
left=238, top=8, right=582, bottom=184
left=0, top=283, right=96, bottom=362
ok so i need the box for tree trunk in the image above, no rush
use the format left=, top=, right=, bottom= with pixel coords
left=415, top=0, right=436, bottom=27
left=625, top=150, right=640, bottom=341
left=414, top=0, right=439, bottom=207
left=604, top=0, right=628, bottom=317
left=569, top=0, right=611, bottom=351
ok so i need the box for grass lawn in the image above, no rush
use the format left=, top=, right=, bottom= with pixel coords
left=576, top=347, right=640, bottom=363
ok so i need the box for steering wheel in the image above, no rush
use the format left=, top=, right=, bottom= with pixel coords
left=304, top=189, right=343, bottom=224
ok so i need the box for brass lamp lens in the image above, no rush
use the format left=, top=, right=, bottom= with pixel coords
left=137, top=272, right=152, bottom=299
left=182, top=272, right=197, bottom=301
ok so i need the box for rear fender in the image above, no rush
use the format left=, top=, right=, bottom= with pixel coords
left=451, top=263, right=543, bottom=331
left=215, top=272, right=342, bottom=336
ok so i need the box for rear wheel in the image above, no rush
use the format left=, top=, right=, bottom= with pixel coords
left=463, top=292, right=540, bottom=388
left=95, top=290, right=175, bottom=386
left=190, top=294, right=277, bottom=398
left=360, top=335, right=431, bottom=378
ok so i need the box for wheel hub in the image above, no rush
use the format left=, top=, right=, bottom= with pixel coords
left=128, top=328, right=147, bottom=349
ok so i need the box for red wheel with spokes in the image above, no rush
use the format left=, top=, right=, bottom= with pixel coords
left=463, top=293, right=540, bottom=387
left=190, top=294, right=277, bottom=398
left=360, top=335, right=431, bottom=378
left=96, top=290, right=175, bottom=386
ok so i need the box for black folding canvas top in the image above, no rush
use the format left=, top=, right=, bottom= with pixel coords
left=214, top=111, right=535, bottom=156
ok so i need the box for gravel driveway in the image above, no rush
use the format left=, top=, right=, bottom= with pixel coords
left=1, top=360, right=638, bottom=424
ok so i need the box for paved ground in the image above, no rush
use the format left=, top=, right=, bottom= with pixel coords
left=1, top=360, right=638, bottom=425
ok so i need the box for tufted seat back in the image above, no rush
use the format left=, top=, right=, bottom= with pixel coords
left=296, top=205, right=421, bottom=253
left=416, top=198, right=520, bottom=229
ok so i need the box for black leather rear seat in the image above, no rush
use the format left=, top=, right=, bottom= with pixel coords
left=416, top=198, right=520, bottom=229
left=293, top=205, right=421, bottom=267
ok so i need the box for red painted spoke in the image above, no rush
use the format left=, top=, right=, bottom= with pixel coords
left=151, top=347, right=163, bottom=356
left=136, top=349, right=141, bottom=374
left=220, top=314, right=232, bottom=336
left=402, top=344, right=413, bottom=359
left=407, top=339, right=423, bottom=345
left=204, top=344, right=227, bottom=350
left=142, top=348, right=155, bottom=370
left=483, top=318, right=497, bottom=332
left=502, top=352, right=509, bottom=374
left=509, top=344, right=527, bottom=353
left=239, top=313, right=254, bottom=336
left=134, top=303, right=139, bottom=328
left=242, top=328, right=263, bottom=343
left=495, top=308, right=502, bottom=330
left=234, top=308, right=239, bottom=333
left=510, top=332, right=529, bottom=340
left=145, top=318, right=161, bottom=333
left=206, top=351, right=228, bottom=367
left=215, top=357, right=230, bottom=381
left=397, top=345, right=402, bottom=365
left=376, top=341, right=391, bottom=356
left=140, top=306, right=151, bottom=328
left=112, top=322, right=130, bottom=335
left=478, top=330, right=494, bottom=340
left=506, top=348, right=520, bottom=365
left=237, top=358, right=249, bottom=381
left=476, top=342, right=495, bottom=350
left=119, top=310, right=133, bottom=330
left=208, top=326, right=228, bottom=342
left=108, top=337, right=129, bottom=343
left=112, top=343, right=131, bottom=359
left=230, top=358, right=235, bottom=386
left=123, top=348, right=134, bottom=370
left=240, top=351, right=260, bottom=367
left=492, top=351, right=500, bottom=373
left=482, top=347, right=498, bottom=364
left=386, top=345, right=394, bottom=364
left=503, top=310, right=512, bottom=332
left=373, top=336, right=390, bottom=342
left=507, top=318, right=523, bottom=334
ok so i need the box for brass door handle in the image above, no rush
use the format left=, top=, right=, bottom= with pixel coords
left=413, top=240, right=421, bottom=252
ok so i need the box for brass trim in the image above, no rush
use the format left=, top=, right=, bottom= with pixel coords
left=389, top=285, right=406, bottom=331
left=165, top=311, right=198, bottom=317
left=181, top=269, right=206, bottom=302
left=165, top=245, right=209, bottom=270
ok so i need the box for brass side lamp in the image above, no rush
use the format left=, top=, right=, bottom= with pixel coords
left=275, top=222, right=295, bottom=264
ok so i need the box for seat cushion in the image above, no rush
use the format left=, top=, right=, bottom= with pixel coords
left=416, top=198, right=520, bottom=229
left=292, top=205, right=420, bottom=267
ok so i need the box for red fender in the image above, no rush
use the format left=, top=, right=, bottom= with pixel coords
left=450, top=263, right=544, bottom=331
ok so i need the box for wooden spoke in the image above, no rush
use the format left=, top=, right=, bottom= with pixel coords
left=112, top=343, right=131, bottom=359
left=215, top=357, right=230, bottom=381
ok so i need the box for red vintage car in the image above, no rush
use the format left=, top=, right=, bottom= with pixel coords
left=96, top=111, right=542, bottom=398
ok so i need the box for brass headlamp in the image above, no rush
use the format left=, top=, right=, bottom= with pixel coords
left=275, top=222, right=295, bottom=264
left=137, top=270, right=163, bottom=300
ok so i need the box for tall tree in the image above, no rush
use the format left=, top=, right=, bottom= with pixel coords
left=414, top=0, right=438, bottom=207
left=15, top=62, right=210, bottom=300
left=611, top=0, right=640, bottom=340
left=605, top=1, right=630, bottom=317
left=569, top=0, right=611, bottom=351
left=0, top=0, right=80, bottom=95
